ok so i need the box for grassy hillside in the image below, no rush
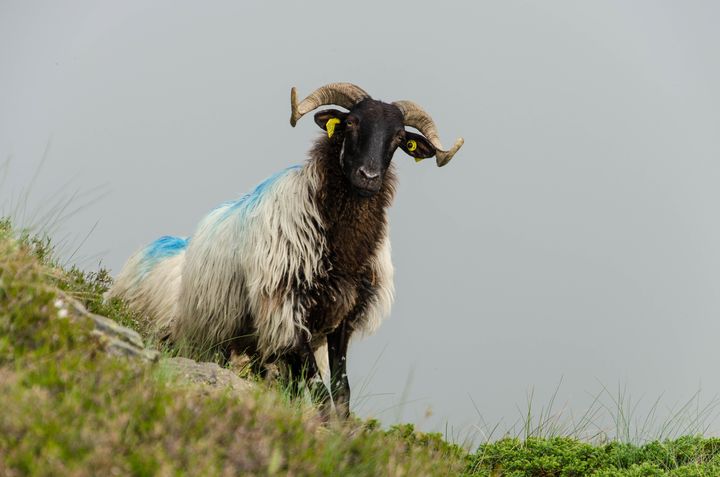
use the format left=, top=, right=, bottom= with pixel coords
left=2, top=219, right=720, bottom=476
left=0, top=220, right=464, bottom=476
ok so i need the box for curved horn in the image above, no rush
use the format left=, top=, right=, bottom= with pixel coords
left=393, top=100, right=464, bottom=167
left=290, top=82, right=370, bottom=127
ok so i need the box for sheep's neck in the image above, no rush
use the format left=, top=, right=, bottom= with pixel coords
left=301, top=136, right=395, bottom=335
left=309, top=136, right=396, bottom=278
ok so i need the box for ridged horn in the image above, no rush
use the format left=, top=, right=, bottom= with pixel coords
left=290, top=82, right=370, bottom=127
left=393, top=100, right=464, bottom=167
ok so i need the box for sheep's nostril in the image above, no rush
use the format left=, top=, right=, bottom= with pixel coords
left=358, top=167, right=380, bottom=180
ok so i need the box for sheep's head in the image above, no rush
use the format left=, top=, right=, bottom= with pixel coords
left=313, top=100, right=411, bottom=197
left=290, top=83, right=464, bottom=197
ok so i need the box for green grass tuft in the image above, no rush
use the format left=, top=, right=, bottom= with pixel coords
left=466, top=436, right=720, bottom=476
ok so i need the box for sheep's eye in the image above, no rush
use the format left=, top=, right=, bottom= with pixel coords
left=345, top=119, right=355, bottom=128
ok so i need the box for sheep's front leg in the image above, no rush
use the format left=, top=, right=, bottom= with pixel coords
left=286, top=340, right=332, bottom=413
left=327, top=320, right=352, bottom=419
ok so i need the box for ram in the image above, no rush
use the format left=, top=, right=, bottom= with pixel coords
left=109, top=82, right=463, bottom=417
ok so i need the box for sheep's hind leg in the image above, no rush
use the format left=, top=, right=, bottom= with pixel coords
left=285, top=341, right=332, bottom=416
left=327, top=320, right=352, bottom=419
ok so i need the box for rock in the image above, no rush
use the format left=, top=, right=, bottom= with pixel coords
left=55, top=295, right=250, bottom=392
left=87, top=312, right=144, bottom=349
left=63, top=296, right=159, bottom=362
left=163, top=357, right=253, bottom=393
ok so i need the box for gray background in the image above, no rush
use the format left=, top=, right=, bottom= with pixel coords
left=2, top=1, right=720, bottom=439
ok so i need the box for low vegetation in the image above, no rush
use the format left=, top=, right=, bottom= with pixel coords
left=470, top=436, right=720, bottom=476
left=0, top=220, right=463, bottom=476
left=2, top=218, right=719, bottom=476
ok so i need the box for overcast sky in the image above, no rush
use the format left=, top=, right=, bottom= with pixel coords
left=2, top=1, right=720, bottom=440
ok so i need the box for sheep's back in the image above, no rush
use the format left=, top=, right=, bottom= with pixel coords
left=172, top=164, right=327, bottom=359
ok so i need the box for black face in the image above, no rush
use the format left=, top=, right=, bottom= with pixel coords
left=314, top=99, right=436, bottom=197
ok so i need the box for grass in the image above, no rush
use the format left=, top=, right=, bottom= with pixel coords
left=468, top=436, right=720, bottom=476
left=2, top=217, right=720, bottom=476
left=466, top=380, right=720, bottom=447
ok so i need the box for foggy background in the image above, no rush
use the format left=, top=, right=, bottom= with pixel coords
left=2, top=1, right=720, bottom=439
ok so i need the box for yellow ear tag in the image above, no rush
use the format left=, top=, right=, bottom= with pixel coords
left=326, top=118, right=341, bottom=138
left=406, top=139, right=423, bottom=162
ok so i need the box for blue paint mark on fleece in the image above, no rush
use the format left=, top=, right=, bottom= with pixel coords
left=140, top=235, right=188, bottom=276
left=145, top=235, right=189, bottom=260
left=218, top=164, right=302, bottom=221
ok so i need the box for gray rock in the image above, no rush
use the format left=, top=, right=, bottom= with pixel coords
left=163, top=357, right=252, bottom=393
left=88, top=311, right=145, bottom=349
left=63, top=296, right=159, bottom=362
left=56, top=295, right=250, bottom=391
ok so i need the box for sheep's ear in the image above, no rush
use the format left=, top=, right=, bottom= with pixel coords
left=399, top=131, right=437, bottom=162
left=314, top=109, right=348, bottom=138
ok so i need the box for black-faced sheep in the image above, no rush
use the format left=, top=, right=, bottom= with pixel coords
left=109, top=82, right=463, bottom=417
